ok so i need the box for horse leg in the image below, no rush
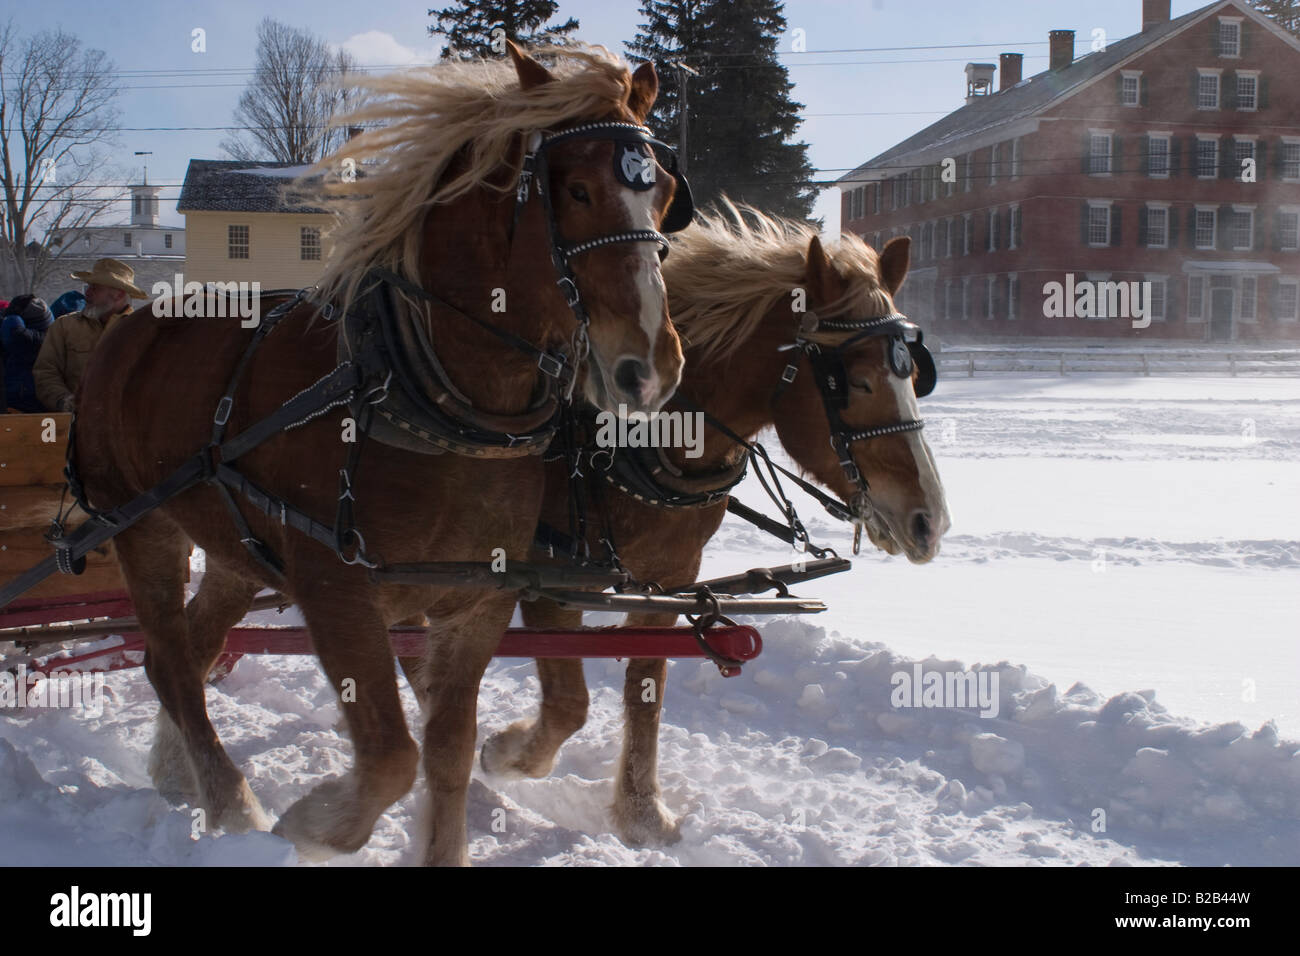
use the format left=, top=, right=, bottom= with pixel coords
left=479, top=599, right=588, bottom=779
left=148, top=562, right=258, bottom=805
left=612, top=612, right=680, bottom=846
left=116, top=518, right=270, bottom=832
left=272, top=590, right=419, bottom=858
left=420, top=595, right=516, bottom=866
left=395, top=615, right=432, bottom=713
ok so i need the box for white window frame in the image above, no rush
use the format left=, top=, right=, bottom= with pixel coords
left=1197, top=69, right=1222, bottom=110
left=1277, top=279, right=1300, bottom=322
left=1007, top=273, right=1018, bottom=320
left=986, top=275, right=996, bottom=319
left=1087, top=200, right=1112, bottom=247
left=1009, top=204, right=1021, bottom=250
left=1283, top=138, right=1300, bottom=182
left=1196, top=135, right=1219, bottom=179
left=961, top=277, right=971, bottom=320
left=1218, top=16, right=1242, bottom=58
left=1146, top=275, right=1168, bottom=322
left=989, top=143, right=1000, bottom=185
left=1121, top=70, right=1142, bottom=107
left=1011, top=137, right=1022, bottom=179
left=1233, top=136, right=1257, bottom=174
left=1279, top=207, right=1300, bottom=251
left=1146, top=202, right=1170, bottom=249
left=1188, top=275, right=1205, bottom=321
left=1084, top=272, right=1112, bottom=320
left=1088, top=129, right=1114, bottom=176
left=123, top=232, right=131, bottom=247
left=963, top=213, right=973, bottom=255
left=1240, top=276, right=1258, bottom=322
left=1236, top=70, right=1259, bottom=112
left=1147, top=132, right=1171, bottom=178
left=1231, top=205, right=1255, bottom=251
left=964, top=152, right=973, bottom=193
left=1194, top=206, right=1217, bottom=250
left=987, top=207, right=997, bottom=252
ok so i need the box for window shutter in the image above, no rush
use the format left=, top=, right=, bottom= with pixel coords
left=1002, top=208, right=1011, bottom=249
left=1223, top=72, right=1236, bottom=110
left=1168, top=208, right=1179, bottom=246
left=1275, top=210, right=1284, bottom=251
left=1220, top=135, right=1233, bottom=179
left=1270, top=279, right=1280, bottom=320
left=1211, top=25, right=1219, bottom=56
left=1082, top=132, right=1092, bottom=174
left=1276, top=137, right=1287, bottom=178
left=1170, top=137, right=1181, bottom=175
left=1259, top=76, right=1269, bottom=109
left=1187, top=208, right=1199, bottom=247
left=1241, top=23, right=1250, bottom=58
left=1165, top=277, right=1178, bottom=321
left=1111, top=206, right=1122, bottom=246
left=1140, top=135, right=1150, bottom=175
left=1191, top=70, right=1200, bottom=108
left=1138, top=207, right=1149, bottom=246
left=1116, top=72, right=1125, bottom=103
left=1257, top=141, right=1267, bottom=181
left=1080, top=203, right=1090, bottom=245
left=1112, top=134, right=1122, bottom=174
left=1140, top=77, right=1149, bottom=107
left=1256, top=210, right=1267, bottom=252
left=1218, top=204, right=1233, bottom=250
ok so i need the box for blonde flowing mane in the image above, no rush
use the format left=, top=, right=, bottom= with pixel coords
left=306, top=45, right=639, bottom=309
left=664, top=199, right=896, bottom=362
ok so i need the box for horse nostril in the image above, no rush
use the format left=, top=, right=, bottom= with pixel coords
left=910, top=510, right=932, bottom=547
left=614, top=358, right=648, bottom=400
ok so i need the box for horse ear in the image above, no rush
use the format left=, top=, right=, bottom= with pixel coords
left=803, top=234, right=839, bottom=299
left=508, top=40, right=553, bottom=90
left=879, top=236, right=910, bottom=296
left=628, top=62, right=659, bottom=123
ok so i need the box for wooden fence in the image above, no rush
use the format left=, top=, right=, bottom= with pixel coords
left=935, top=348, right=1300, bottom=377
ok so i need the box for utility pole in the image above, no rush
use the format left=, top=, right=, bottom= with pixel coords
left=671, top=60, right=700, bottom=176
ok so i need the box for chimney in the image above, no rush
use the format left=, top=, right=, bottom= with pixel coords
left=1142, top=0, right=1172, bottom=31
left=999, top=53, right=1023, bottom=90
left=1049, top=30, right=1075, bottom=72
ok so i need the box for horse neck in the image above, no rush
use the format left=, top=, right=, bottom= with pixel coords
left=669, top=309, right=790, bottom=473
left=414, top=182, right=561, bottom=415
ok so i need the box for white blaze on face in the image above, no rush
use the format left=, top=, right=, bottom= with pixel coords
left=619, top=185, right=666, bottom=404
left=883, top=363, right=949, bottom=541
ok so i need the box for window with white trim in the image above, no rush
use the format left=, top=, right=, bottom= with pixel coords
left=963, top=213, right=973, bottom=255
left=1188, top=275, right=1205, bottom=320
left=1084, top=273, right=1112, bottom=320
left=947, top=217, right=957, bottom=257
left=1234, top=137, right=1256, bottom=170
left=873, top=184, right=882, bottom=214
left=1147, top=276, right=1167, bottom=322
left=1231, top=208, right=1254, bottom=251
left=1283, top=140, right=1300, bottom=181
left=1148, top=134, right=1170, bottom=177
left=989, top=143, right=999, bottom=184
left=1219, top=18, right=1241, bottom=58
left=1197, top=70, right=1220, bottom=109
left=1197, top=137, right=1218, bottom=178
left=922, top=221, right=934, bottom=260
left=1241, top=276, right=1257, bottom=321
left=301, top=226, right=321, bottom=261
left=964, top=153, right=973, bottom=193
left=164, top=233, right=173, bottom=249
left=1195, top=208, right=1216, bottom=249
left=986, top=275, right=996, bottom=319
left=961, top=277, right=971, bottom=320
left=1087, top=204, right=1111, bottom=246
left=1237, top=71, right=1258, bottom=111
left=1121, top=71, right=1141, bottom=107
left=1011, top=138, right=1022, bottom=179
left=1007, top=274, right=1018, bottom=320
left=123, top=232, right=131, bottom=247
left=1280, top=210, right=1299, bottom=251
left=1146, top=205, right=1169, bottom=248
left=228, top=224, right=249, bottom=259
left=987, top=208, right=997, bottom=252
left=944, top=279, right=955, bottom=320
left=1277, top=279, right=1299, bottom=321
left=1089, top=131, right=1113, bottom=175
left=1009, top=204, right=1021, bottom=249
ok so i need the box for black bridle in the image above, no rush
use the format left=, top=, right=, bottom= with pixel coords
left=512, top=121, right=693, bottom=395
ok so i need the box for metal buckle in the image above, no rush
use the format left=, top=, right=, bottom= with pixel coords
left=780, top=364, right=798, bottom=384
left=214, top=396, right=234, bottom=426
left=556, top=275, right=581, bottom=308
left=537, top=352, right=565, bottom=378
left=364, top=369, right=392, bottom=405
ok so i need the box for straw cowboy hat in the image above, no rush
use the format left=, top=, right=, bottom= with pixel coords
left=69, top=258, right=149, bottom=299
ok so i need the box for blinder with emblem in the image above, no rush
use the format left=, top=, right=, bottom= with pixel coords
left=907, top=329, right=936, bottom=398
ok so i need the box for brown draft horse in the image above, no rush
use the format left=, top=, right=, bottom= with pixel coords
left=402, top=205, right=950, bottom=845
left=73, top=44, right=683, bottom=866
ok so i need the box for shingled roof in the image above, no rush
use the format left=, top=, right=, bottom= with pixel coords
left=177, top=160, right=330, bottom=214
left=837, top=0, right=1249, bottom=184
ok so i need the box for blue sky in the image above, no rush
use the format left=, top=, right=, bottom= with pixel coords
left=16, top=0, right=1223, bottom=233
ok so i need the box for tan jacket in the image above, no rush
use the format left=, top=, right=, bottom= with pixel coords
left=32, top=308, right=127, bottom=412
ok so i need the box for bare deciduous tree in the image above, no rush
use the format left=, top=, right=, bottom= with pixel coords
left=222, top=19, right=360, bottom=165
left=0, top=20, right=124, bottom=294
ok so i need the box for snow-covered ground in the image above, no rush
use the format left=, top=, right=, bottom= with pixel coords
left=1, top=375, right=1297, bottom=866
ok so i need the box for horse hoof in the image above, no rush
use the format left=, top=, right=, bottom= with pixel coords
left=214, top=781, right=273, bottom=834
left=271, top=779, right=373, bottom=857
left=614, top=795, right=682, bottom=847
left=480, top=723, right=553, bottom=779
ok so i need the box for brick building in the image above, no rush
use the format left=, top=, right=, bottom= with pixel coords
left=837, top=0, right=1300, bottom=342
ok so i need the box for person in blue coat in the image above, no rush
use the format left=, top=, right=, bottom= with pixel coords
left=2, top=295, right=55, bottom=412
left=49, top=290, right=86, bottom=320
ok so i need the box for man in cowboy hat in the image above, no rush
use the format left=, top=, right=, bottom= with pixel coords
left=33, top=258, right=148, bottom=413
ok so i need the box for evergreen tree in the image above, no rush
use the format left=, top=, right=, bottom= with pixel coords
left=428, top=0, right=579, bottom=61
left=1250, top=0, right=1300, bottom=34
left=627, top=0, right=816, bottom=222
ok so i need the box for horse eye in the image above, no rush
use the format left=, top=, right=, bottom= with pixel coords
left=850, top=378, right=872, bottom=394
left=568, top=184, right=590, bottom=203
